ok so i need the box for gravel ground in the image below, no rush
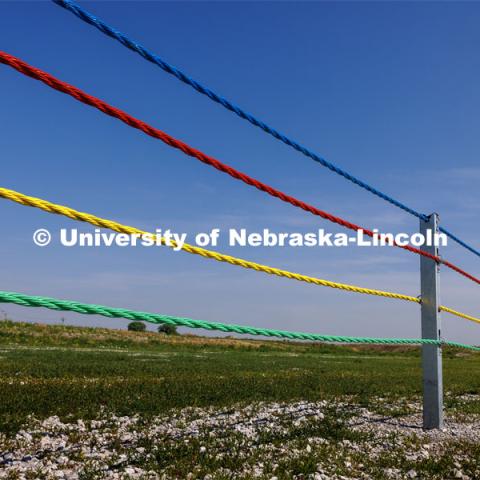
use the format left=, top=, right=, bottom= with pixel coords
left=1, top=396, right=479, bottom=480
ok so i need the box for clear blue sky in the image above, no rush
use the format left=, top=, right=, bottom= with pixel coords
left=1, top=1, right=479, bottom=343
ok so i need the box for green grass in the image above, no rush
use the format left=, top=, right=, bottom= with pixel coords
left=1, top=319, right=480, bottom=435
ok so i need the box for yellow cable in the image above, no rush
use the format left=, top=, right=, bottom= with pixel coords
left=3, top=187, right=479, bottom=323
left=0, top=186, right=420, bottom=303
left=440, top=306, right=480, bottom=325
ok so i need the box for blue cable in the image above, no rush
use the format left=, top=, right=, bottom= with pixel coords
left=51, top=0, right=480, bottom=259
left=439, top=226, right=479, bottom=258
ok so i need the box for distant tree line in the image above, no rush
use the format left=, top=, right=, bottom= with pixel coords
left=127, top=321, right=178, bottom=335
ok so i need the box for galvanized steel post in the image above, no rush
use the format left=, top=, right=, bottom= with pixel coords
left=420, top=213, right=443, bottom=429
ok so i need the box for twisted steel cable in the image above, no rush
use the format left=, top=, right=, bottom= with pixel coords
left=1, top=186, right=480, bottom=327
left=0, top=186, right=420, bottom=303
left=1, top=290, right=479, bottom=350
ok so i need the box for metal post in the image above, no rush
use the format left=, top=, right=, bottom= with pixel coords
left=420, top=213, right=443, bottom=429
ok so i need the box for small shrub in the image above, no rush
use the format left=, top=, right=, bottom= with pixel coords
left=128, top=321, right=146, bottom=332
left=158, top=324, right=178, bottom=336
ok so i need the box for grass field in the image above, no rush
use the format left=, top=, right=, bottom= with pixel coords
left=1, top=320, right=480, bottom=479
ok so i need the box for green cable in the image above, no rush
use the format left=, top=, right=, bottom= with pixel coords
left=0, top=290, right=479, bottom=351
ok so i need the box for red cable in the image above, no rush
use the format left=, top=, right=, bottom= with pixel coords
left=442, top=259, right=480, bottom=285
left=1, top=50, right=478, bottom=286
